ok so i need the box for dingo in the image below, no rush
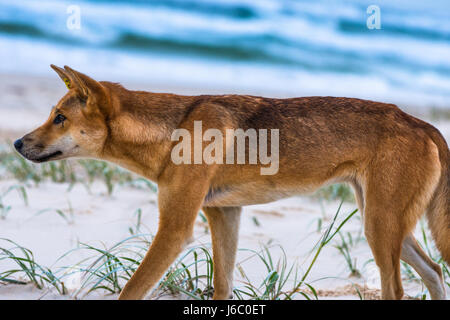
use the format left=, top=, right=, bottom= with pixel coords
left=15, top=65, right=449, bottom=300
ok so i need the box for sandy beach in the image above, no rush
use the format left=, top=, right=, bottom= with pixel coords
left=0, top=73, right=449, bottom=300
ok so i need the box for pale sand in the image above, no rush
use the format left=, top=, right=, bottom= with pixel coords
left=0, top=74, right=448, bottom=300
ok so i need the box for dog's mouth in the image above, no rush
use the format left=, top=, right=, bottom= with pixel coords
left=30, top=151, right=63, bottom=163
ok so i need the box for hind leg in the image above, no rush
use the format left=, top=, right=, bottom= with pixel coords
left=363, top=138, right=442, bottom=299
left=364, top=176, right=412, bottom=299
left=364, top=208, right=405, bottom=299
left=364, top=175, right=421, bottom=299
left=401, top=234, right=446, bottom=300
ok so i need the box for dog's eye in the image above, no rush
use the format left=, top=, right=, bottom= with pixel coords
left=53, top=114, right=66, bottom=125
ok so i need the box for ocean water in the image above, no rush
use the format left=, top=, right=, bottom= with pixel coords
left=0, top=0, right=449, bottom=107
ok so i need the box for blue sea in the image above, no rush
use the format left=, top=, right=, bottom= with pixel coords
left=0, top=0, right=449, bottom=107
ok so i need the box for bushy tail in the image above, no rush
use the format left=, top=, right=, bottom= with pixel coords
left=425, top=127, right=450, bottom=265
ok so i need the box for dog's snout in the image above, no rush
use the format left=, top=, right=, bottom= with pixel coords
left=14, top=139, right=23, bottom=151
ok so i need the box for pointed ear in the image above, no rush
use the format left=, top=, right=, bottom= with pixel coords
left=63, top=65, right=104, bottom=101
left=61, top=66, right=110, bottom=117
left=50, top=64, right=72, bottom=89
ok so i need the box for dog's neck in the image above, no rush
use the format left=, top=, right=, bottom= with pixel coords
left=98, top=84, right=196, bottom=181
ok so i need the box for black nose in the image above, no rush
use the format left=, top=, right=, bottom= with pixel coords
left=14, top=139, right=23, bottom=151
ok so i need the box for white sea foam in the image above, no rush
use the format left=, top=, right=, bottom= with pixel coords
left=0, top=0, right=448, bottom=108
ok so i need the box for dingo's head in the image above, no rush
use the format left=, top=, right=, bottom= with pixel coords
left=14, top=65, right=110, bottom=163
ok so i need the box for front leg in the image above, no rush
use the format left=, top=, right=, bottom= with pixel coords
left=202, top=206, right=241, bottom=300
left=118, top=171, right=211, bottom=300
